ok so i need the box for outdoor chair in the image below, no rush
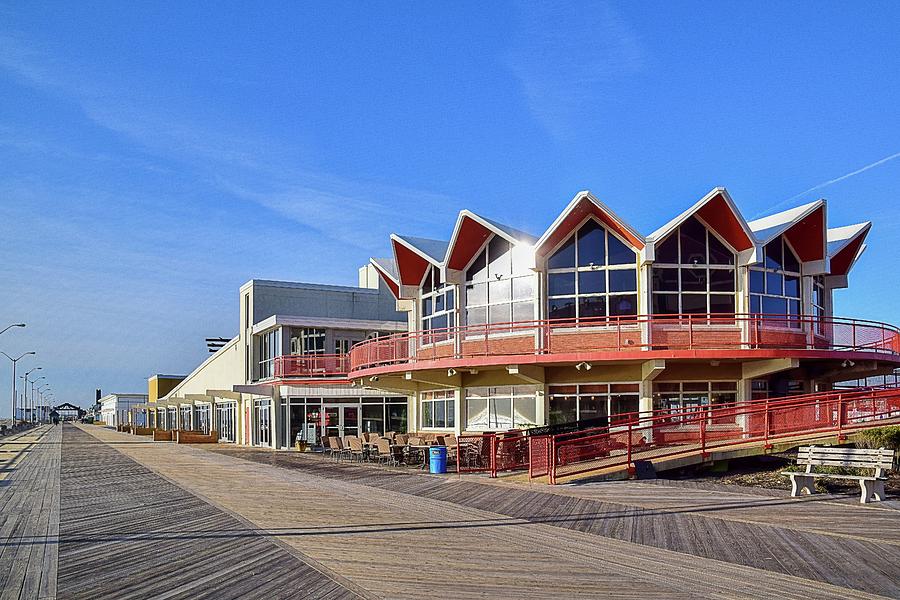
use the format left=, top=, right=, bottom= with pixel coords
left=395, top=434, right=409, bottom=446
left=376, top=438, right=399, bottom=466
left=383, top=431, right=397, bottom=441
left=348, top=437, right=365, bottom=462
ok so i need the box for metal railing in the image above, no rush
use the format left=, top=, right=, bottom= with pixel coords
left=349, top=313, right=900, bottom=372
left=544, top=386, right=900, bottom=484
left=269, top=354, right=351, bottom=379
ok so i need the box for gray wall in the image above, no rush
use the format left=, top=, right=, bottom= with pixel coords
left=250, top=279, right=404, bottom=325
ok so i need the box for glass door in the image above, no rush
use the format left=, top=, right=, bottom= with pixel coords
left=342, top=405, right=359, bottom=437
left=323, top=406, right=341, bottom=440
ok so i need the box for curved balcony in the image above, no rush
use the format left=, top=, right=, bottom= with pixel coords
left=348, top=313, right=900, bottom=375
left=271, top=353, right=350, bottom=379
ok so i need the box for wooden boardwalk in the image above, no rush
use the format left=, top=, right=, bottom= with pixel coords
left=2, top=423, right=898, bottom=599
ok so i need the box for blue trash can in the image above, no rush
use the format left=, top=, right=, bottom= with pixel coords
left=429, top=446, right=447, bottom=474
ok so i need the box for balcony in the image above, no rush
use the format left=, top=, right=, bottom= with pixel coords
left=268, top=354, right=351, bottom=380
left=348, top=313, right=900, bottom=374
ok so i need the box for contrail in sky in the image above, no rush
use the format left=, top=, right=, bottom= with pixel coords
left=778, top=151, right=900, bottom=209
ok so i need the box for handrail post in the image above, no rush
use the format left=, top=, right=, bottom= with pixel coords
left=763, top=399, right=771, bottom=448
left=626, top=422, right=633, bottom=472
left=836, top=394, right=844, bottom=441
left=700, top=412, right=707, bottom=459
left=490, top=434, right=498, bottom=478
left=549, top=435, right=556, bottom=485
left=688, top=314, right=694, bottom=349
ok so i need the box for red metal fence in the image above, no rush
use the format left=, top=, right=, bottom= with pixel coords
left=546, top=386, right=900, bottom=484
left=349, top=313, right=900, bottom=372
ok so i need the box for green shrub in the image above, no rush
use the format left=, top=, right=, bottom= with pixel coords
left=856, top=425, right=900, bottom=450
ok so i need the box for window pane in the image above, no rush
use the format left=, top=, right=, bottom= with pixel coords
left=653, top=293, right=679, bottom=315
left=707, top=233, right=735, bottom=265
left=548, top=298, right=576, bottom=320
left=513, top=396, right=536, bottom=427
left=750, top=295, right=761, bottom=314
left=466, top=398, right=489, bottom=429
left=577, top=220, right=605, bottom=267
left=610, top=394, right=639, bottom=417
left=434, top=293, right=444, bottom=312
left=784, top=275, right=800, bottom=298
left=607, top=234, right=636, bottom=265
left=489, top=303, right=511, bottom=324
left=578, top=270, right=606, bottom=294
left=466, top=249, right=487, bottom=282
left=681, top=268, right=706, bottom=292
left=431, top=314, right=448, bottom=331
left=467, top=282, right=487, bottom=306
left=578, top=296, right=607, bottom=318
left=709, top=269, right=735, bottom=292
left=787, top=299, right=800, bottom=316
left=422, top=402, right=433, bottom=428
left=681, top=294, right=707, bottom=314
left=493, top=397, right=513, bottom=429
left=766, top=272, right=783, bottom=296
left=548, top=272, right=576, bottom=296
left=783, top=242, right=800, bottom=272
left=578, top=394, right=607, bottom=421
left=548, top=236, right=576, bottom=269
left=549, top=395, right=577, bottom=425
left=447, top=399, right=455, bottom=427
left=488, top=236, right=511, bottom=277
left=512, top=301, right=533, bottom=323
left=422, top=297, right=432, bottom=317
left=652, top=267, right=679, bottom=292
left=489, top=279, right=511, bottom=303
left=434, top=400, right=446, bottom=428
left=709, top=294, right=735, bottom=314
left=765, top=240, right=783, bottom=270
left=749, top=269, right=765, bottom=293
left=609, top=269, right=637, bottom=292
left=680, top=216, right=707, bottom=265
left=762, top=296, right=787, bottom=315
left=446, top=290, right=455, bottom=310
left=656, top=234, right=679, bottom=264
left=512, top=276, right=533, bottom=300
left=609, top=294, right=637, bottom=316
left=466, top=306, right=486, bottom=326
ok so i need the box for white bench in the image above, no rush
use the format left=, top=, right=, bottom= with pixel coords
left=783, top=445, right=895, bottom=504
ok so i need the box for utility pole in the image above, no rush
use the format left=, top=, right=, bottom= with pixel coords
left=1, top=352, right=35, bottom=426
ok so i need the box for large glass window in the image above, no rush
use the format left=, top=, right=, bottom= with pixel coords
left=253, top=399, right=271, bottom=446
left=421, top=390, right=456, bottom=429
left=749, top=237, right=801, bottom=327
left=548, top=383, right=640, bottom=426
left=465, top=236, right=534, bottom=329
left=421, top=266, right=455, bottom=340
left=465, top=386, right=537, bottom=430
left=547, top=220, right=638, bottom=321
left=290, top=328, right=325, bottom=354
left=651, top=216, right=736, bottom=317
left=257, top=328, right=281, bottom=380
left=652, top=381, right=737, bottom=419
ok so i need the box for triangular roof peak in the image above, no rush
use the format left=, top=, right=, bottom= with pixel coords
left=827, top=222, right=871, bottom=276
left=369, top=257, right=401, bottom=299
left=535, top=191, right=644, bottom=260
left=748, top=199, right=827, bottom=263
left=445, top=210, right=538, bottom=271
left=390, top=234, right=448, bottom=287
left=646, top=187, right=754, bottom=252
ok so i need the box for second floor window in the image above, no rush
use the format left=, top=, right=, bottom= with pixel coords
left=749, top=237, right=801, bottom=326
left=547, top=219, right=638, bottom=321
left=290, top=328, right=325, bottom=354
left=651, top=216, right=736, bottom=317
left=421, top=266, right=455, bottom=333
left=465, top=236, right=534, bottom=328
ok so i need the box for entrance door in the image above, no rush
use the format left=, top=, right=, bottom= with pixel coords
left=342, top=405, right=359, bottom=437
left=321, top=404, right=360, bottom=440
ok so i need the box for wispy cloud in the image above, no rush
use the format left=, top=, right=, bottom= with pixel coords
left=0, top=31, right=458, bottom=251
left=505, top=2, right=643, bottom=140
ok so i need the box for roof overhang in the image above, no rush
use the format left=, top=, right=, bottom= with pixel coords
left=749, top=200, right=828, bottom=270
left=390, top=234, right=444, bottom=288
left=369, top=258, right=401, bottom=299
left=251, top=314, right=407, bottom=335
left=828, top=222, right=871, bottom=277
left=535, top=191, right=644, bottom=264
left=444, top=210, right=537, bottom=272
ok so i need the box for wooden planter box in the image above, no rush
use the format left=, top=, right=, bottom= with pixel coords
left=176, top=430, right=219, bottom=444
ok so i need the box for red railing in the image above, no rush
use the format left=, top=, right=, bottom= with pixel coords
left=457, top=432, right=530, bottom=477
left=349, top=313, right=900, bottom=372
left=545, top=386, right=900, bottom=483
left=272, top=354, right=350, bottom=379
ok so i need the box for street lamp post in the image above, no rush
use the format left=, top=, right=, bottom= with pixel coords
left=36, top=384, right=49, bottom=424
left=1, top=352, right=35, bottom=427
left=23, top=369, right=42, bottom=426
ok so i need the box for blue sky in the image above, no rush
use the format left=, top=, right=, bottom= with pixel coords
left=1, top=2, right=899, bottom=412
